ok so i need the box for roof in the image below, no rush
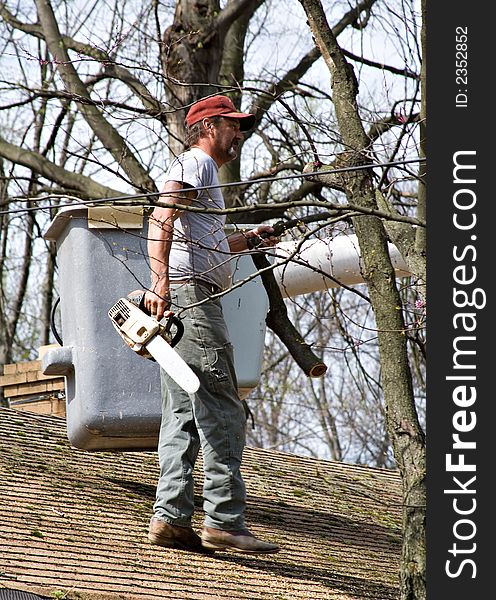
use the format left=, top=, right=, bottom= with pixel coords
left=0, top=407, right=402, bottom=600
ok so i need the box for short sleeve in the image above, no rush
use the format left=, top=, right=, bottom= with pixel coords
left=167, top=153, right=210, bottom=190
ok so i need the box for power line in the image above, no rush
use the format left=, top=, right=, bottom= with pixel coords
left=2, top=156, right=426, bottom=217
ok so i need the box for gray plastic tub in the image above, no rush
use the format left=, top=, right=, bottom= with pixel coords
left=43, top=205, right=267, bottom=451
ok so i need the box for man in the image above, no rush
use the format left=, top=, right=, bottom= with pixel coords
left=144, top=95, right=280, bottom=554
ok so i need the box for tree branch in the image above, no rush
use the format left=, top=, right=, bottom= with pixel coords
left=214, top=0, right=265, bottom=36
left=342, top=48, right=419, bottom=80
left=247, top=0, right=378, bottom=132
left=5, top=85, right=168, bottom=121
left=0, top=135, right=122, bottom=199
left=251, top=252, right=327, bottom=378
left=367, top=113, right=420, bottom=143
left=1, top=1, right=167, bottom=122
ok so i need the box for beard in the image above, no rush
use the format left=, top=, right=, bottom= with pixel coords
left=227, top=144, right=238, bottom=158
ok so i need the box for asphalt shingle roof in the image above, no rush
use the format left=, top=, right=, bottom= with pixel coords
left=0, top=407, right=402, bottom=599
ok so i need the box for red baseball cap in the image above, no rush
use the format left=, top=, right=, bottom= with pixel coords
left=186, top=95, right=256, bottom=131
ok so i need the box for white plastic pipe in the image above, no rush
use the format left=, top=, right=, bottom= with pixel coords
left=272, top=234, right=411, bottom=298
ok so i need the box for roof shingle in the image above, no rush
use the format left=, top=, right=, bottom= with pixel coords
left=0, top=407, right=402, bottom=599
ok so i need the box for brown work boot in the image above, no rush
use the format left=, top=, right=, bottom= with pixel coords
left=202, top=527, right=280, bottom=554
left=148, top=517, right=214, bottom=554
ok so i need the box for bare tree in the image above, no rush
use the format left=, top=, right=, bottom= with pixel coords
left=298, top=0, right=425, bottom=597
left=0, top=2, right=425, bottom=595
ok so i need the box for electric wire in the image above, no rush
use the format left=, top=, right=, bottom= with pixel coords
left=2, top=156, right=426, bottom=217
left=50, top=296, right=63, bottom=345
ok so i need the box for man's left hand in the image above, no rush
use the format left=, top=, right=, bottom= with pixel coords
left=245, top=225, right=279, bottom=249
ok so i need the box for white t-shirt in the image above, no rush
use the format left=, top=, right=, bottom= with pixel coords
left=165, top=147, right=232, bottom=291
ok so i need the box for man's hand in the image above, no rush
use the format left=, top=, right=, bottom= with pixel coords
left=144, top=279, right=171, bottom=321
left=245, top=225, right=280, bottom=249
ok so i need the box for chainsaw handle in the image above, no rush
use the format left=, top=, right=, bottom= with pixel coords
left=164, top=314, right=184, bottom=347
left=127, top=290, right=184, bottom=347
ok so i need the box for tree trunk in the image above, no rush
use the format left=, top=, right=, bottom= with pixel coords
left=416, top=0, right=427, bottom=298
left=218, top=2, right=261, bottom=209
left=160, top=0, right=264, bottom=160
left=161, top=0, right=235, bottom=157
left=298, top=1, right=426, bottom=597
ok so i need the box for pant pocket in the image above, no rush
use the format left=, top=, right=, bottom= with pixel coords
left=202, top=343, right=238, bottom=394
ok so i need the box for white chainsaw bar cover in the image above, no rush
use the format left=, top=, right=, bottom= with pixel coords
left=145, top=335, right=200, bottom=394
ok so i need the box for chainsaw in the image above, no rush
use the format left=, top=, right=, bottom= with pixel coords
left=108, top=290, right=200, bottom=394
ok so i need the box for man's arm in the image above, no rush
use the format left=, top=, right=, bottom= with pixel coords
left=145, top=180, right=195, bottom=320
